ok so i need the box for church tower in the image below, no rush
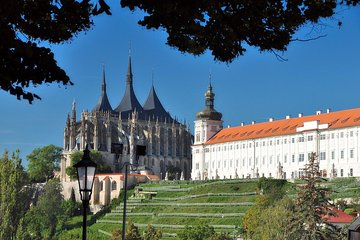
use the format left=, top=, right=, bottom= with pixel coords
left=192, top=82, right=222, bottom=180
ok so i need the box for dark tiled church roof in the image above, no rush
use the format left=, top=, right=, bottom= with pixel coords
left=143, top=85, right=173, bottom=122
left=92, top=69, right=114, bottom=113
left=114, top=56, right=144, bottom=119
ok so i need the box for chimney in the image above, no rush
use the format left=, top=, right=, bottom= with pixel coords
left=286, top=115, right=291, bottom=119
left=252, top=121, right=256, bottom=125
left=240, top=122, right=244, bottom=126
left=227, top=125, right=231, bottom=128
left=316, top=110, right=322, bottom=115
left=298, top=113, right=303, bottom=117
left=269, top=118, right=274, bottom=122
left=326, top=108, right=331, bottom=113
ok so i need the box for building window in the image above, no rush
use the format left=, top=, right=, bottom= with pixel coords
left=308, top=135, right=313, bottom=141
left=236, top=159, right=239, bottom=167
left=196, top=163, right=199, bottom=169
left=243, top=159, right=245, bottom=166
left=277, top=155, right=280, bottom=163
left=263, top=141, right=265, bottom=146
left=320, top=152, right=326, bottom=160
left=196, top=132, right=201, bottom=142
left=320, top=134, right=326, bottom=140
left=243, top=144, right=245, bottom=148
left=269, top=140, right=272, bottom=146
left=350, top=131, right=354, bottom=137
left=236, top=144, right=239, bottom=149
left=249, top=158, right=252, bottom=166
left=299, top=136, right=304, bottom=142
left=218, top=162, right=220, bottom=168
left=269, top=156, right=272, bottom=164
left=350, top=168, right=353, bottom=176
left=292, top=138, right=295, bottom=143
left=249, top=143, right=252, bottom=148
left=230, top=145, right=233, bottom=150
left=195, top=149, right=200, bottom=153
left=262, top=157, right=265, bottom=165
left=340, top=132, right=344, bottom=138
left=299, top=153, right=305, bottom=162
left=224, top=160, right=226, bottom=168
left=331, top=133, right=335, bottom=139
left=284, top=155, right=287, bottom=163
left=256, top=142, right=259, bottom=147
left=277, top=139, right=280, bottom=145
left=284, top=139, right=287, bottom=144
left=205, top=148, right=209, bottom=152
left=292, top=154, right=295, bottom=163
left=350, top=149, right=354, bottom=158
left=224, top=146, right=227, bottom=150
left=112, top=181, right=117, bottom=191
left=230, top=160, right=232, bottom=167
left=256, top=157, right=258, bottom=165
left=341, top=150, right=344, bottom=159
left=331, top=150, right=335, bottom=160
left=341, top=169, right=344, bottom=177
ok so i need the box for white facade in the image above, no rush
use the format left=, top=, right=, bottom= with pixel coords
left=193, top=123, right=360, bottom=180
left=191, top=85, right=360, bottom=180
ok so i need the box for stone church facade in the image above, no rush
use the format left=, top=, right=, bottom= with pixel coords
left=60, top=56, right=192, bottom=182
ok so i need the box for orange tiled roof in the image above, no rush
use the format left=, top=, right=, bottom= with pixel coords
left=206, top=108, right=360, bottom=145
left=323, top=208, right=354, bottom=223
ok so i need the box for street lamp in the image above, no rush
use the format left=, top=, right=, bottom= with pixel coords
left=74, top=145, right=97, bottom=240
left=120, top=162, right=138, bottom=240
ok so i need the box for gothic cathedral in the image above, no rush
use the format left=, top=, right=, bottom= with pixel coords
left=60, top=56, right=192, bottom=181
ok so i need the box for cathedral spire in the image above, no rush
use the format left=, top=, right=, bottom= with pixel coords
left=126, top=54, right=133, bottom=84
left=72, top=99, right=76, bottom=121
left=92, top=67, right=114, bottom=113
left=115, top=55, right=144, bottom=118
left=102, top=65, right=106, bottom=95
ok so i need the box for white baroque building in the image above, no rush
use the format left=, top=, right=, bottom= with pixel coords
left=192, top=84, right=360, bottom=180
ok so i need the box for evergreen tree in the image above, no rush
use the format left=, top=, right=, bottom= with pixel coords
left=0, top=150, right=30, bottom=240
left=143, top=224, right=162, bottom=240
left=288, top=152, right=340, bottom=239
left=126, top=222, right=142, bottom=240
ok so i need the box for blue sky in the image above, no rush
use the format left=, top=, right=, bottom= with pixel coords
left=0, top=4, right=359, bottom=165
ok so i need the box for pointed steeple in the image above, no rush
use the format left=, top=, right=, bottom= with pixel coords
left=126, top=55, right=133, bottom=84
left=115, top=55, right=144, bottom=119
left=143, top=83, right=173, bottom=122
left=93, top=67, right=114, bottom=113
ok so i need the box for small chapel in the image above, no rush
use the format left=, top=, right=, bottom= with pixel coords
left=59, top=55, right=193, bottom=184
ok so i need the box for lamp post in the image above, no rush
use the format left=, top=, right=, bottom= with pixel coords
left=120, top=161, right=138, bottom=240
left=74, top=145, right=97, bottom=240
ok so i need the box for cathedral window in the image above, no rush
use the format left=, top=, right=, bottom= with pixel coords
left=112, top=181, right=117, bottom=191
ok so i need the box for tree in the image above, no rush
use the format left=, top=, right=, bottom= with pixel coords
left=0, top=150, right=30, bottom=240
left=120, top=0, right=360, bottom=62
left=27, top=144, right=62, bottom=182
left=243, top=196, right=296, bottom=240
left=0, top=0, right=112, bottom=103
left=125, top=222, right=142, bottom=240
left=288, top=152, right=341, bottom=239
left=143, top=224, right=162, bottom=240
left=23, top=178, right=65, bottom=239
left=178, top=225, right=216, bottom=240
left=65, top=150, right=112, bottom=180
